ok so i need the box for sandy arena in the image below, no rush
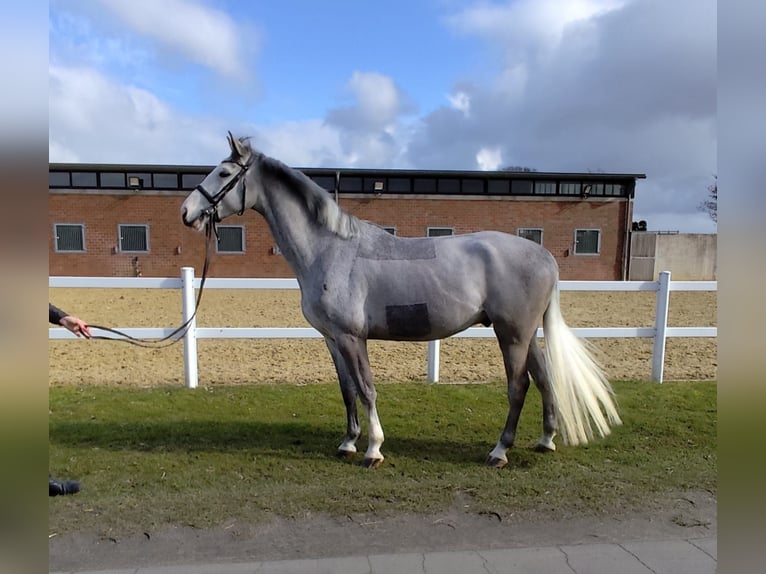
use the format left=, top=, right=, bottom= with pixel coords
left=48, top=288, right=717, bottom=386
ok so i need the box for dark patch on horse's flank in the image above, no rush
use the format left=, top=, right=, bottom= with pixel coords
left=386, top=304, right=431, bottom=338
left=357, top=237, right=436, bottom=261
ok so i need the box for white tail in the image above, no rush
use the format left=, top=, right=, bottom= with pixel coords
left=543, top=284, right=622, bottom=446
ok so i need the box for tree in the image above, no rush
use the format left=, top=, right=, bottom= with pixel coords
left=502, top=166, right=538, bottom=172
left=699, top=175, right=717, bottom=223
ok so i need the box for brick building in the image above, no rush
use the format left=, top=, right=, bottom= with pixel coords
left=49, top=164, right=644, bottom=280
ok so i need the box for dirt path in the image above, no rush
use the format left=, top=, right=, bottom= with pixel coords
left=49, top=289, right=717, bottom=386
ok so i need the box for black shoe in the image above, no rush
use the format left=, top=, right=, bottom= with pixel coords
left=49, top=478, right=80, bottom=497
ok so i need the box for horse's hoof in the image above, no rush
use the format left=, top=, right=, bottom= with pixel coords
left=362, top=457, right=384, bottom=469
left=336, top=449, right=356, bottom=460
left=485, top=456, right=507, bottom=469
left=534, top=440, right=556, bottom=453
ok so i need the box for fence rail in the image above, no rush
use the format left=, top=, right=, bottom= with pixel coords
left=50, top=268, right=717, bottom=386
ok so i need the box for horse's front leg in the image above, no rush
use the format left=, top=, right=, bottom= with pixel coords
left=325, top=339, right=361, bottom=458
left=334, top=334, right=384, bottom=468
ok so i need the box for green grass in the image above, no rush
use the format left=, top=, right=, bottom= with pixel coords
left=49, top=381, right=716, bottom=535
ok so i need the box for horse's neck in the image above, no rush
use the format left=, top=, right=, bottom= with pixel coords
left=255, top=177, right=325, bottom=278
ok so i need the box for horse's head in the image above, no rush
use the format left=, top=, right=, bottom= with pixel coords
left=181, top=131, right=258, bottom=232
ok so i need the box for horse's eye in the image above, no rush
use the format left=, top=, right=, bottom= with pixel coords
left=219, top=169, right=231, bottom=178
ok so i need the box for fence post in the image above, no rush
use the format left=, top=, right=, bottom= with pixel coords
left=181, top=266, right=199, bottom=389
left=427, top=340, right=440, bottom=383
left=651, top=270, right=671, bottom=383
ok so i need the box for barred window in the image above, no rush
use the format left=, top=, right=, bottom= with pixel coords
left=559, top=182, right=582, bottom=195
left=54, top=224, right=85, bottom=252
left=427, top=227, right=454, bottom=237
left=518, top=228, right=543, bottom=245
left=216, top=226, right=245, bottom=253
left=119, top=224, right=149, bottom=252
left=574, top=229, right=600, bottom=255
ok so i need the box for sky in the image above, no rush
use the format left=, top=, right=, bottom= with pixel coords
left=48, top=0, right=717, bottom=233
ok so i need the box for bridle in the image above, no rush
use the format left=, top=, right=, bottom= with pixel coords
left=194, top=157, right=251, bottom=232
left=84, top=158, right=252, bottom=348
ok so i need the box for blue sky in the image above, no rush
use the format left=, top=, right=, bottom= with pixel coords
left=48, top=0, right=717, bottom=232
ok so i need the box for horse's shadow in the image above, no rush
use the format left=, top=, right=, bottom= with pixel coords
left=50, top=419, right=541, bottom=468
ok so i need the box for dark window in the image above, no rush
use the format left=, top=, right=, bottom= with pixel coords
left=71, top=172, right=98, bottom=187
left=310, top=175, right=335, bottom=191
left=575, top=229, right=600, bottom=255
left=487, top=179, right=510, bottom=194
left=100, top=172, right=126, bottom=188
left=510, top=180, right=533, bottom=194
left=216, top=226, right=244, bottom=253
left=559, top=182, right=581, bottom=195
left=182, top=173, right=206, bottom=189
left=534, top=181, right=556, bottom=195
left=126, top=172, right=152, bottom=189
left=438, top=178, right=459, bottom=194
left=427, top=227, right=454, bottom=237
left=49, top=172, right=70, bottom=187
left=119, top=224, right=149, bottom=252
left=339, top=176, right=362, bottom=192
left=54, top=224, right=85, bottom=252
left=387, top=177, right=411, bottom=193
left=153, top=173, right=179, bottom=189
left=381, top=226, right=396, bottom=235
left=518, top=228, right=543, bottom=245
left=413, top=178, right=437, bottom=193
left=461, top=179, right=484, bottom=194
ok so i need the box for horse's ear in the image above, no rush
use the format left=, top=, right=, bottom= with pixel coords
left=227, top=131, right=247, bottom=159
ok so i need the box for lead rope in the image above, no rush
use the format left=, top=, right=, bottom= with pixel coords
left=84, top=222, right=216, bottom=348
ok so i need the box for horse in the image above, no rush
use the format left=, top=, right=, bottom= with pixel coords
left=181, top=132, right=622, bottom=468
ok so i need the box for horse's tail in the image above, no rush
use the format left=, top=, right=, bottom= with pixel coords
left=542, top=282, right=622, bottom=446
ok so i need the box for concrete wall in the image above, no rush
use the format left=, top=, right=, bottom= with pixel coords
left=629, top=232, right=717, bottom=280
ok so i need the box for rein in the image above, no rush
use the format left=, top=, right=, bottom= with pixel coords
left=85, top=222, right=216, bottom=348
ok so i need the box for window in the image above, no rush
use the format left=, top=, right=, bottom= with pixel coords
left=126, top=172, right=152, bottom=189
left=461, top=179, right=484, bottom=194
left=381, top=226, right=396, bottom=235
left=71, top=172, right=98, bottom=187
left=100, top=172, right=126, bottom=188
left=339, top=176, right=362, bottom=192
left=153, top=173, right=179, bottom=189
left=487, top=179, right=510, bottom=194
left=427, top=227, right=454, bottom=237
left=413, top=178, right=436, bottom=193
left=118, top=224, right=149, bottom=252
left=574, top=229, right=600, bottom=255
left=54, top=224, right=85, bottom=252
left=510, top=180, right=533, bottom=194
left=310, top=175, right=335, bottom=191
left=49, top=172, right=70, bottom=187
left=559, top=182, right=582, bottom=195
left=438, top=178, right=460, bottom=194
left=534, top=181, right=556, bottom=195
left=387, top=177, right=411, bottom=193
left=216, top=225, right=245, bottom=253
left=182, top=173, right=206, bottom=189
left=518, top=228, right=543, bottom=245
left=604, top=183, right=625, bottom=196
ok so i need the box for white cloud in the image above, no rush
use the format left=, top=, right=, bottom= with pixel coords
left=96, top=0, right=252, bottom=78
left=448, top=91, right=471, bottom=116
left=476, top=146, right=502, bottom=171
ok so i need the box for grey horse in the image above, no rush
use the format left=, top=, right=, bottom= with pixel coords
left=181, top=132, right=621, bottom=468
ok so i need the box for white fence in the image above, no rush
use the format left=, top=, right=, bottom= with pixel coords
left=50, top=268, right=717, bottom=386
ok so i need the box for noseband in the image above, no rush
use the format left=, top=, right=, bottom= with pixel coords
left=194, top=158, right=251, bottom=227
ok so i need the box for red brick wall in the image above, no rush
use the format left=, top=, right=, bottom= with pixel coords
left=49, top=192, right=631, bottom=280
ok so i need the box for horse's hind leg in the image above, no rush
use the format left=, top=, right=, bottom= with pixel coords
left=487, top=331, right=532, bottom=468
left=325, top=339, right=361, bottom=458
left=527, top=338, right=558, bottom=452
left=333, top=334, right=385, bottom=468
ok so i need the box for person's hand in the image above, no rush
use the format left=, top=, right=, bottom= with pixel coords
left=59, top=315, right=92, bottom=338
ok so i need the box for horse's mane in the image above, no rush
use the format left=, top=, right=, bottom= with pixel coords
left=240, top=141, right=360, bottom=239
